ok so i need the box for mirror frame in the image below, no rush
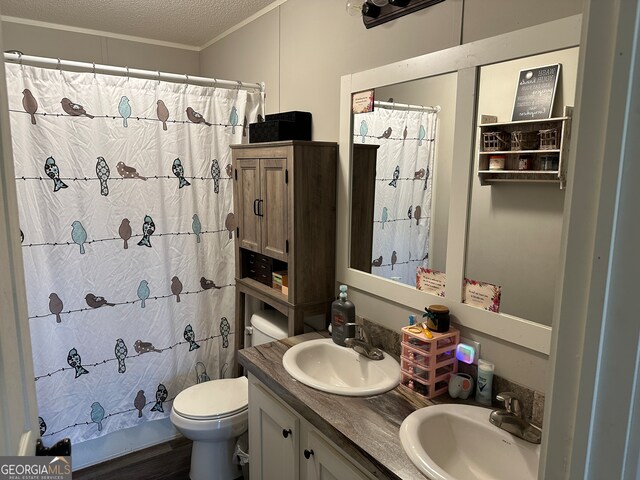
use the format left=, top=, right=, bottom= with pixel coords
left=337, top=15, right=582, bottom=355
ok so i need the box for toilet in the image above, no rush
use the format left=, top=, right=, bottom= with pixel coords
left=170, top=308, right=289, bottom=480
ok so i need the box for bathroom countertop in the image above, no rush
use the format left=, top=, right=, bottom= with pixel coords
left=238, top=331, right=434, bottom=480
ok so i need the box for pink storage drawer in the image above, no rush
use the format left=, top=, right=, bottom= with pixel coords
left=401, top=372, right=449, bottom=399
left=401, top=355, right=456, bottom=382
left=401, top=342, right=456, bottom=369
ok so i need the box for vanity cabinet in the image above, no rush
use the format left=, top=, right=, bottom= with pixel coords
left=249, top=377, right=299, bottom=480
left=231, top=141, right=338, bottom=357
left=248, top=375, right=374, bottom=480
left=477, top=106, right=572, bottom=188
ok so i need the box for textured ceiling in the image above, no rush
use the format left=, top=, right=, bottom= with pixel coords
left=0, top=0, right=278, bottom=47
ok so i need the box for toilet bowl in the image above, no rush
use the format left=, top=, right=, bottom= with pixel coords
left=170, top=308, right=289, bottom=480
left=171, top=377, right=248, bottom=480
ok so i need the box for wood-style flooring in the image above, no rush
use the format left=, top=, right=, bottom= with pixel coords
left=73, top=436, right=192, bottom=480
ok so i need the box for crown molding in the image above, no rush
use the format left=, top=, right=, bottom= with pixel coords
left=0, top=15, right=200, bottom=51
left=199, top=0, right=288, bottom=50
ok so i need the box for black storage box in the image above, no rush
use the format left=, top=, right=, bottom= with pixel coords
left=266, top=111, right=312, bottom=132
left=249, top=111, right=312, bottom=143
left=241, top=249, right=287, bottom=287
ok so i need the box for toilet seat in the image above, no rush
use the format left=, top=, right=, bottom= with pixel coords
left=173, top=377, right=248, bottom=421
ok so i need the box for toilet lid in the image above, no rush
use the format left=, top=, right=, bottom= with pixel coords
left=173, top=377, right=248, bottom=420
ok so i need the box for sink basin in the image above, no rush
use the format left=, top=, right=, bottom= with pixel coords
left=282, top=338, right=400, bottom=396
left=400, top=404, right=540, bottom=480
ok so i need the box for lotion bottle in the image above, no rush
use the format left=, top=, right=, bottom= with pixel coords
left=475, top=359, right=495, bottom=405
left=331, top=285, right=355, bottom=346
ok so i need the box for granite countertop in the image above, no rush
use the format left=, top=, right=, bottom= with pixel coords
left=238, top=331, right=435, bottom=480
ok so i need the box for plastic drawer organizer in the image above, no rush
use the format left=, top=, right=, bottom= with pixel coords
left=400, top=326, right=460, bottom=399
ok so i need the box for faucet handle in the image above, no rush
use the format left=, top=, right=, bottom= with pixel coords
left=496, top=392, right=524, bottom=418
left=344, top=322, right=371, bottom=343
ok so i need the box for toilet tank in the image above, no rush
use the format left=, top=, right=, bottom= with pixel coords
left=250, top=309, right=288, bottom=346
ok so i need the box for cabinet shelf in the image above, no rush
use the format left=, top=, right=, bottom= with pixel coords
left=479, top=115, right=569, bottom=128
left=237, top=276, right=289, bottom=305
left=478, top=170, right=560, bottom=174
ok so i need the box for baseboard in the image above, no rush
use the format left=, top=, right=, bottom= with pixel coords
left=73, top=436, right=191, bottom=480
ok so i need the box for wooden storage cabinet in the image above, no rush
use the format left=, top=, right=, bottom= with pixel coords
left=236, top=158, right=288, bottom=261
left=248, top=376, right=374, bottom=480
left=477, top=106, right=572, bottom=188
left=232, top=141, right=338, bottom=350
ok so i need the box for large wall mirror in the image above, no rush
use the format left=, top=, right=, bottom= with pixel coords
left=337, top=15, right=582, bottom=354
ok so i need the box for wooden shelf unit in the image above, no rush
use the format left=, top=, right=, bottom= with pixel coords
left=477, top=106, right=572, bottom=188
left=231, top=141, right=338, bottom=358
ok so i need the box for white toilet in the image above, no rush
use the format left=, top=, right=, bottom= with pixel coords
left=170, top=309, right=289, bottom=480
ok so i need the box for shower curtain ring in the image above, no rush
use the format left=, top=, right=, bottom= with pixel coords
left=184, top=74, right=189, bottom=85
left=236, top=80, right=242, bottom=91
left=212, top=78, right=217, bottom=91
left=126, top=66, right=130, bottom=80
left=57, top=58, right=62, bottom=74
left=157, top=71, right=161, bottom=84
left=92, top=62, right=96, bottom=78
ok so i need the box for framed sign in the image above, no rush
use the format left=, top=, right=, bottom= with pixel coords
left=352, top=89, right=375, bottom=114
left=511, top=63, right=561, bottom=121
left=416, top=267, right=446, bottom=297
left=463, top=278, right=501, bottom=313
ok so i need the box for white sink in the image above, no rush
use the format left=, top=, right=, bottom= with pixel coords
left=282, top=338, right=400, bottom=396
left=400, top=404, right=540, bottom=480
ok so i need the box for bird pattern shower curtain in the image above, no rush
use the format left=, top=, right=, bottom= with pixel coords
left=5, top=63, right=262, bottom=445
left=354, top=106, right=438, bottom=286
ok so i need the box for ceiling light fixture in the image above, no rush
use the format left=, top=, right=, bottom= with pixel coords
left=347, top=0, right=446, bottom=28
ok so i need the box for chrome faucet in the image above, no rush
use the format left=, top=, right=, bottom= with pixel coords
left=344, top=323, right=385, bottom=360
left=489, top=392, right=542, bottom=444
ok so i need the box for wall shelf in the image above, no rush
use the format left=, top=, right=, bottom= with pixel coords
left=477, top=107, right=573, bottom=188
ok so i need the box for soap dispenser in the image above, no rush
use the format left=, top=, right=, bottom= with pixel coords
left=331, top=285, right=356, bottom=346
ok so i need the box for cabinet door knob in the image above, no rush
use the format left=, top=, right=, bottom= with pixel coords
left=304, top=449, right=314, bottom=459
left=282, top=428, right=292, bottom=438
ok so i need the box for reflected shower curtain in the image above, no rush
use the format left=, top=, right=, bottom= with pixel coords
left=5, top=63, right=262, bottom=444
left=354, top=106, right=438, bottom=286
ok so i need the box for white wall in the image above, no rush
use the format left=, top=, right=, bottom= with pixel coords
left=200, top=0, right=464, bottom=140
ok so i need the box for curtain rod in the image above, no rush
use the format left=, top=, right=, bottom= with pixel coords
left=374, top=100, right=440, bottom=113
left=3, top=51, right=265, bottom=92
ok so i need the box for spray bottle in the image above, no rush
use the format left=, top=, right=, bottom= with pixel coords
left=331, top=285, right=356, bottom=346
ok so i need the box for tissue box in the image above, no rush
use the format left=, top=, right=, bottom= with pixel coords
left=272, top=271, right=289, bottom=295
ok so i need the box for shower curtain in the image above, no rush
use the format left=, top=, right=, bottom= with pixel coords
left=354, top=106, right=438, bottom=286
left=5, top=63, right=262, bottom=445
